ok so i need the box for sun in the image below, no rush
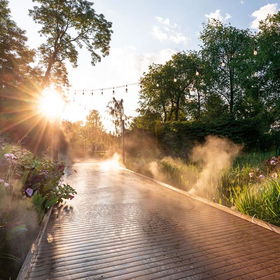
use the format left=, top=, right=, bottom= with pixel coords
left=38, top=87, right=65, bottom=120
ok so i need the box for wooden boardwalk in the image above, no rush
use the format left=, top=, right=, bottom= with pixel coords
left=27, top=162, right=280, bottom=280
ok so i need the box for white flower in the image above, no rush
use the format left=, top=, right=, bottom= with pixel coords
left=4, top=182, right=9, bottom=187
left=259, top=174, right=265, bottom=179
left=249, top=172, right=254, bottom=178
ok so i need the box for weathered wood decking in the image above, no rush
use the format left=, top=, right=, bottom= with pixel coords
left=27, top=162, right=280, bottom=280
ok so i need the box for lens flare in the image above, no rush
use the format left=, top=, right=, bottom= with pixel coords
left=38, top=88, right=65, bottom=120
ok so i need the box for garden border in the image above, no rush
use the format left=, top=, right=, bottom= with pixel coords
left=125, top=168, right=280, bottom=235
left=16, top=206, right=53, bottom=280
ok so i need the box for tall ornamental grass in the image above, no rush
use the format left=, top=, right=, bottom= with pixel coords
left=235, top=179, right=280, bottom=226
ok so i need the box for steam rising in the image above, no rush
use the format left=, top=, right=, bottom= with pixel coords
left=132, top=135, right=241, bottom=200
left=189, top=136, right=241, bottom=197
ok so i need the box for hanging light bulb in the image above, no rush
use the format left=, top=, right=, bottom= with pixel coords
left=253, top=48, right=258, bottom=56
left=101, top=89, right=103, bottom=95
left=91, top=90, right=94, bottom=96
left=125, top=85, right=128, bottom=93
left=195, top=70, right=200, bottom=76
left=221, top=61, right=226, bottom=67
left=156, top=83, right=159, bottom=87
left=82, top=90, right=85, bottom=95
left=174, top=78, right=177, bottom=83
left=113, top=87, right=115, bottom=95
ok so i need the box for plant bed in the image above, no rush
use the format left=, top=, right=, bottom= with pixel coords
left=0, top=144, right=76, bottom=280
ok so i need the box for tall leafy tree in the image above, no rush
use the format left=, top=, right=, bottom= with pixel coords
left=29, top=0, right=113, bottom=86
left=255, top=11, right=280, bottom=124
left=139, top=52, right=206, bottom=122
left=200, top=20, right=254, bottom=118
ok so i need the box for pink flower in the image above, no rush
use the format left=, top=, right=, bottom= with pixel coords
left=4, top=182, right=9, bottom=188
left=259, top=174, right=265, bottom=179
left=249, top=172, right=254, bottom=178
left=4, top=153, right=17, bottom=161
left=270, top=160, right=277, bottom=165
left=0, top=178, right=4, bottom=184
left=25, top=188, right=34, bottom=197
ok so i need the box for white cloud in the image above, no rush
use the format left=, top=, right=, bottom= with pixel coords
left=152, top=17, right=189, bottom=45
left=240, top=0, right=245, bottom=5
left=251, top=3, right=279, bottom=29
left=152, top=26, right=169, bottom=41
left=205, top=9, right=232, bottom=23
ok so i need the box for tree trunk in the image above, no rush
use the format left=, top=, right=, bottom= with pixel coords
left=175, top=96, right=180, bottom=121
left=229, top=67, right=234, bottom=117
left=197, top=90, right=201, bottom=120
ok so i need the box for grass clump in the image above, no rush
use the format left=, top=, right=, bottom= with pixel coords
left=235, top=179, right=280, bottom=226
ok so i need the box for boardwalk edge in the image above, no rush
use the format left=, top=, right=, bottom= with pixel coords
left=16, top=206, right=53, bottom=280
left=125, top=168, right=280, bottom=235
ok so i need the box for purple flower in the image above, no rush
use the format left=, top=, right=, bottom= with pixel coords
left=25, top=188, right=34, bottom=197
left=4, top=153, right=17, bottom=161
left=270, top=160, right=277, bottom=166
left=259, top=174, right=265, bottom=179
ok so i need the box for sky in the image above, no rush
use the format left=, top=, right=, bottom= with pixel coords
left=8, top=0, right=280, bottom=129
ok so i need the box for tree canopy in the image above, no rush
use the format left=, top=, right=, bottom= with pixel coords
left=137, top=14, right=280, bottom=131
left=29, top=0, right=113, bottom=86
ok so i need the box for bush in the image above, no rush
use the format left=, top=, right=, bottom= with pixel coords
left=157, top=118, right=269, bottom=157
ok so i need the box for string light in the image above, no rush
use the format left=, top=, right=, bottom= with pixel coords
left=221, top=61, right=226, bottom=67
left=174, top=78, right=177, bottom=83
left=195, top=70, right=200, bottom=76
left=156, top=83, right=159, bottom=87
left=253, top=48, right=258, bottom=56
left=125, top=85, right=128, bottom=93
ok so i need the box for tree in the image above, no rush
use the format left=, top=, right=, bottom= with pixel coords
left=0, top=0, right=35, bottom=94
left=255, top=11, right=280, bottom=124
left=29, top=0, right=113, bottom=87
left=107, top=98, right=125, bottom=135
left=0, top=0, right=41, bottom=141
left=139, top=52, right=206, bottom=122
left=200, top=20, right=255, bottom=118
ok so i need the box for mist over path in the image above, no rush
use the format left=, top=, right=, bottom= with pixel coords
left=28, top=161, right=280, bottom=279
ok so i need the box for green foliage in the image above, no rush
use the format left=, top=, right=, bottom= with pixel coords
left=139, top=52, right=205, bottom=122
left=134, top=13, right=280, bottom=138
left=157, top=119, right=266, bottom=157
left=29, top=0, right=113, bottom=86
left=0, top=0, right=35, bottom=89
left=235, top=180, right=280, bottom=226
